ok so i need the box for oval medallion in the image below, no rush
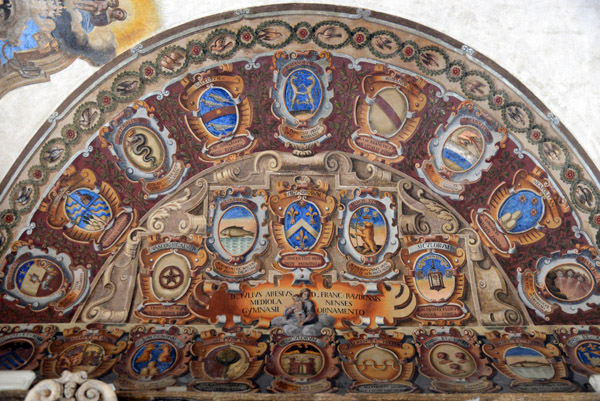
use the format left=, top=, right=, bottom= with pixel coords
left=65, top=189, right=112, bottom=232
left=368, top=87, right=408, bottom=138
left=430, top=343, right=476, bottom=378
left=283, top=200, right=321, bottom=250
left=218, top=205, right=258, bottom=257
left=131, top=341, right=177, bottom=377
left=349, top=206, right=387, bottom=256
left=414, top=252, right=455, bottom=303
left=575, top=341, right=600, bottom=374
left=545, top=263, right=594, bottom=303
left=284, top=69, right=323, bottom=122
left=505, top=346, right=554, bottom=380
left=151, top=252, right=191, bottom=302
left=199, top=87, right=239, bottom=138
left=57, top=343, right=105, bottom=375
left=204, top=345, right=250, bottom=381
left=14, top=258, right=64, bottom=298
left=355, top=346, right=401, bottom=382
left=497, top=190, right=544, bottom=233
left=0, top=340, right=35, bottom=370
left=123, top=125, right=166, bottom=172
left=280, top=343, right=324, bottom=379
left=441, top=127, right=485, bottom=173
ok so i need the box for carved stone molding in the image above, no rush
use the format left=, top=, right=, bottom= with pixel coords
left=24, top=371, right=117, bottom=401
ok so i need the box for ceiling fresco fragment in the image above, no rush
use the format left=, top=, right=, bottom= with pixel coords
left=1, top=4, right=600, bottom=397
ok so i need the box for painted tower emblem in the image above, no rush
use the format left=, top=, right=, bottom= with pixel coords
left=39, top=167, right=137, bottom=255
left=338, top=188, right=399, bottom=292
left=483, top=329, right=577, bottom=393
left=180, top=65, right=255, bottom=162
left=517, top=249, right=600, bottom=319
left=99, top=101, right=188, bottom=199
left=136, top=234, right=207, bottom=324
left=400, top=236, right=469, bottom=325
left=350, top=65, right=426, bottom=163
left=206, top=187, right=269, bottom=286
left=418, top=101, right=508, bottom=199
left=271, top=51, right=334, bottom=156
left=269, top=176, right=335, bottom=284
left=1, top=244, right=89, bottom=313
left=471, top=168, right=570, bottom=258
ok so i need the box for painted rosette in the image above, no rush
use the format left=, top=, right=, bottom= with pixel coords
left=367, top=87, right=408, bottom=138
left=217, top=205, right=258, bottom=257
left=497, top=190, right=544, bottom=234
left=441, top=127, right=485, bottom=173
left=122, top=125, right=166, bottom=173
left=284, top=69, right=323, bottom=122
left=198, top=87, right=239, bottom=138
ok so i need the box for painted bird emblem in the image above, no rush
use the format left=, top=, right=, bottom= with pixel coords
left=317, top=26, right=342, bottom=41
left=420, top=52, right=439, bottom=67
left=210, top=36, right=233, bottom=53
left=464, top=80, right=485, bottom=95
left=507, top=106, right=525, bottom=125
left=257, top=28, right=283, bottom=41
left=373, top=35, right=393, bottom=50
left=15, top=186, right=32, bottom=205
left=43, top=146, right=64, bottom=163
left=115, top=80, right=138, bottom=95
left=79, top=107, right=98, bottom=128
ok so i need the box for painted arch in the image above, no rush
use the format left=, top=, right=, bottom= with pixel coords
left=0, top=4, right=599, bottom=396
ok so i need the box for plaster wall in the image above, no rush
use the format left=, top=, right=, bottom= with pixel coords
left=0, top=0, right=598, bottom=182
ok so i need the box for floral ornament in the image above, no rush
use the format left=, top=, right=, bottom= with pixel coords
left=139, top=61, right=158, bottom=83
left=187, top=40, right=206, bottom=63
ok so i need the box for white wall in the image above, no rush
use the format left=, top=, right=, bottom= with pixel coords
left=1, top=0, right=598, bottom=181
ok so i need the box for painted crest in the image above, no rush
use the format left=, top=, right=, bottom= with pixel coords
left=483, top=329, right=578, bottom=392
left=415, top=328, right=497, bottom=393
left=350, top=65, right=426, bottom=163
left=39, top=167, right=137, bottom=255
left=400, top=236, right=469, bottom=325
left=41, top=325, right=126, bottom=379
left=270, top=51, right=334, bottom=156
left=135, top=234, right=208, bottom=324
left=99, top=101, right=188, bottom=199
left=471, top=167, right=570, bottom=258
left=268, top=176, right=335, bottom=284
left=337, top=188, right=399, bottom=292
left=189, top=329, right=267, bottom=392
left=180, top=65, right=255, bottom=163
left=556, top=326, right=600, bottom=377
left=206, top=187, right=269, bottom=288
left=265, top=328, right=339, bottom=393
left=0, top=325, right=56, bottom=371
left=114, top=326, right=195, bottom=390
left=517, top=249, right=600, bottom=320
left=0, top=244, right=90, bottom=313
left=417, top=101, right=508, bottom=199
left=339, top=330, right=416, bottom=393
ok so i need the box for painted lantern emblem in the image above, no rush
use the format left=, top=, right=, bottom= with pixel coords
left=269, top=176, right=336, bottom=284
left=136, top=234, right=207, bottom=324
left=483, top=329, right=577, bottom=393
left=265, top=328, right=340, bottom=393
left=517, top=249, right=600, bottom=320
left=339, top=331, right=416, bottom=393
left=41, top=325, right=126, bottom=379
left=99, top=101, right=188, bottom=199
left=40, top=167, right=137, bottom=256
left=350, top=65, right=426, bottom=163
left=337, top=188, right=399, bottom=291
left=418, top=101, right=507, bottom=199
left=557, top=327, right=600, bottom=377
left=471, top=168, right=570, bottom=258
left=415, top=328, right=497, bottom=393
left=180, top=65, right=255, bottom=162
left=400, top=237, right=469, bottom=325
left=0, top=325, right=56, bottom=371
left=1, top=245, right=89, bottom=313
left=206, top=188, right=269, bottom=285
left=114, top=326, right=194, bottom=390
left=271, top=51, right=334, bottom=156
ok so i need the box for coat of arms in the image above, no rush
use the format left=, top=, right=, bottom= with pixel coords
left=268, top=176, right=336, bottom=284
left=189, top=329, right=267, bottom=392
left=350, top=65, right=426, bottom=163
left=0, top=325, right=56, bottom=371
left=135, top=234, right=207, bottom=324
left=270, top=51, right=334, bottom=156
left=39, top=167, right=137, bottom=255
left=471, top=167, right=570, bottom=258
left=400, top=236, right=469, bottom=325
left=99, top=101, right=188, bottom=199
left=180, top=65, right=255, bottom=163
left=417, top=101, right=507, bottom=199
left=556, top=326, right=600, bottom=378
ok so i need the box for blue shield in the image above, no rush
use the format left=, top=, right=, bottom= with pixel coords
left=198, top=87, right=238, bottom=137
left=284, top=69, right=322, bottom=121
left=65, top=189, right=112, bottom=232
left=497, top=190, right=544, bottom=233
left=132, top=341, right=177, bottom=376
left=284, top=201, right=321, bottom=250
